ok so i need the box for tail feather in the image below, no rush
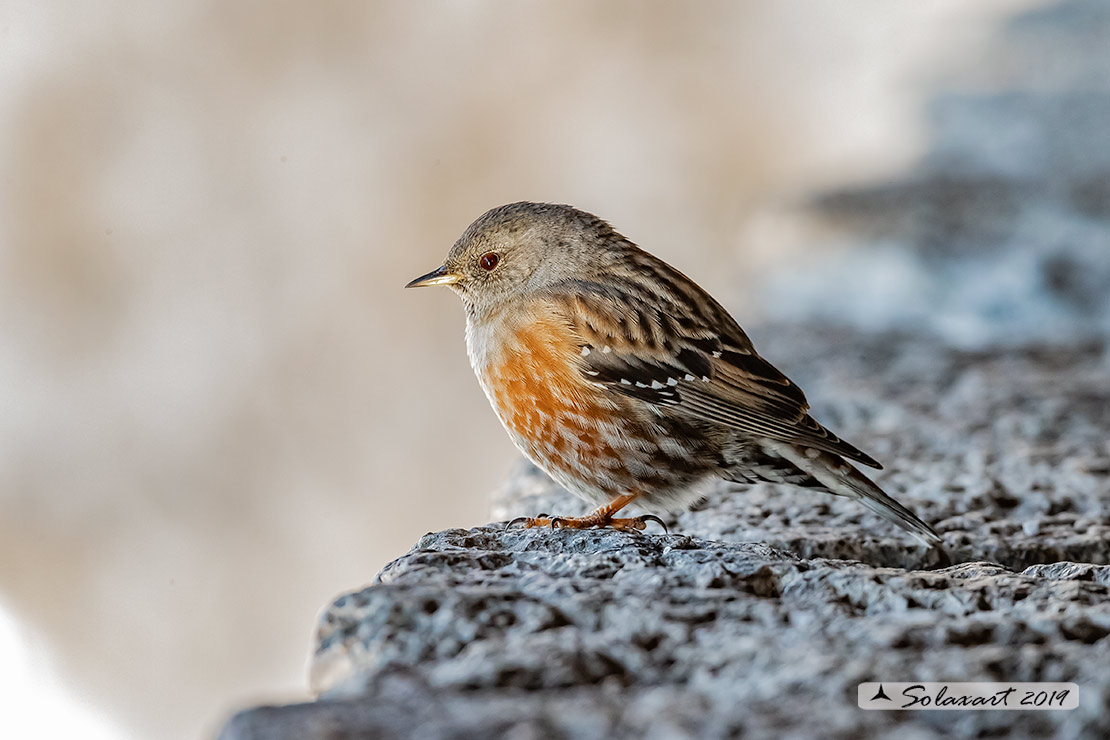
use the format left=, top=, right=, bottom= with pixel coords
left=766, top=442, right=942, bottom=547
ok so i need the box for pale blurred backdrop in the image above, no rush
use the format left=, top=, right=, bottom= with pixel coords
left=0, top=2, right=1049, bottom=738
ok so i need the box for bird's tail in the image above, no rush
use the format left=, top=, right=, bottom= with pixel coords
left=767, top=442, right=942, bottom=547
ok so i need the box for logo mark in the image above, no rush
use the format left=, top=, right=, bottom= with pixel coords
left=870, top=684, right=892, bottom=702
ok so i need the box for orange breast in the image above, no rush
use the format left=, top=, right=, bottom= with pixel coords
left=482, top=317, right=621, bottom=479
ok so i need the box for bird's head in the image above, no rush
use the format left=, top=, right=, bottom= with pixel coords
left=406, top=202, right=625, bottom=314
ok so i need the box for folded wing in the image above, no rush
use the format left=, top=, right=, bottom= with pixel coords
left=551, top=277, right=882, bottom=470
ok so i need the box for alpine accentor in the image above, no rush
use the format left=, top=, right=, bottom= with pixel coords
left=407, top=202, right=940, bottom=545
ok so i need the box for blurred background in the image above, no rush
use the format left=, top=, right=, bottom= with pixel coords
left=7, top=0, right=1108, bottom=738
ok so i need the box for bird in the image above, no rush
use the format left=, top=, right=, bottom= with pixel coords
left=406, top=202, right=941, bottom=546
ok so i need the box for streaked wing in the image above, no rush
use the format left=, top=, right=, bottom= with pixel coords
left=549, top=271, right=882, bottom=469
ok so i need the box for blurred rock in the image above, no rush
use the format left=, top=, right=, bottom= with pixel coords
left=763, top=0, right=1110, bottom=347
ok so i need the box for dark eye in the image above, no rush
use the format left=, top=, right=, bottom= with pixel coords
left=479, top=253, right=499, bottom=271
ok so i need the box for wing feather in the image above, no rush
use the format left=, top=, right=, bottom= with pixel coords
left=546, top=276, right=882, bottom=469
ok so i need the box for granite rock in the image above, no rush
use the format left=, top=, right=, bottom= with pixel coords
left=218, top=332, right=1110, bottom=740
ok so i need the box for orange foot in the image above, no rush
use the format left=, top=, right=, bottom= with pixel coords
left=506, top=494, right=668, bottom=533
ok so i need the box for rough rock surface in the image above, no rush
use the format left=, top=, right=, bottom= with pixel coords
left=219, top=330, right=1110, bottom=740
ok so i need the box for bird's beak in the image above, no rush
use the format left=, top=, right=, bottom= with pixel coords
left=405, top=265, right=461, bottom=289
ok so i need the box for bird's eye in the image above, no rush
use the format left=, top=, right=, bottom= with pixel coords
left=479, top=253, right=499, bottom=271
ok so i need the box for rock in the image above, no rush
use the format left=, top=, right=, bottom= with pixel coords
left=228, top=531, right=1110, bottom=739
left=217, top=330, right=1110, bottom=740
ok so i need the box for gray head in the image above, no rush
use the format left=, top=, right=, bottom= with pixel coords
left=406, top=202, right=629, bottom=313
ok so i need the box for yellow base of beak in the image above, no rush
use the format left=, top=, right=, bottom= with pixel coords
left=406, top=266, right=461, bottom=288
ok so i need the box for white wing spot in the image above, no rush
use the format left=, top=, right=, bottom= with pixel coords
left=711, top=351, right=722, bottom=358
left=581, top=346, right=591, bottom=356
left=650, top=380, right=665, bottom=390
left=804, top=448, right=821, bottom=459
left=584, top=370, right=599, bottom=376
left=635, top=381, right=649, bottom=388
left=701, top=376, right=711, bottom=382
left=602, top=346, right=612, bottom=354
left=684, top=374, right=696, bottom=382
left=620, top=378, right=632, bottom=385
left=666, top=378, right=678, bottom=386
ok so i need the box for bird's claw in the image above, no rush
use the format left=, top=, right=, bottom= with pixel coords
left=635, top=514, right=669, bottom=533
left=506, top=514, right=551, bottom=529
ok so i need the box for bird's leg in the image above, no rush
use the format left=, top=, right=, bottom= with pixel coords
left=507, top=493, right=667, bottom=533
